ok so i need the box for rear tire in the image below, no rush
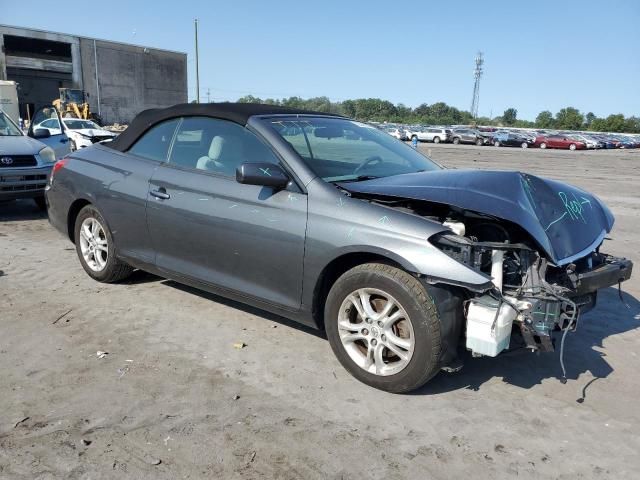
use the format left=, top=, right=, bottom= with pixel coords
left=452, top=137, right=460, bottom=145
left=74, top=205, right=134, bottom=283
left=521, top=142, right=528, bottom=149
left=325, top=263, right=442, bottom=393
left=540, top=142, right=547, bottom=149
left=476, top=138, right=484, bottom=146
left=433, top=136, right=441, bottom=144
left=494, top=140, right=500, bottom=147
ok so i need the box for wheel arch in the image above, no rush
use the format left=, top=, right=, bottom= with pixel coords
left=66, top=197, right=93, bottom=243
left=311, top=250, right=411, bottom=330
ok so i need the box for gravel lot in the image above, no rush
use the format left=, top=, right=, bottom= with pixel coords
left=1, top=144, right=639, bottom=479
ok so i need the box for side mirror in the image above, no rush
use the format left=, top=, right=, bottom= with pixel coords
left=32, top=128, right=51, bottom=139
left=236, top=163, right=289, bottom=190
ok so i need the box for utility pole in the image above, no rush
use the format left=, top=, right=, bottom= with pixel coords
left=194, top=19, right=200, bottom=103
left=470, top=52, right=483, bottom=119
left=207, top=88, right=210, bottom=103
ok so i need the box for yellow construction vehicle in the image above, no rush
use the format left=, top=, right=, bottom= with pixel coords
left=52, top=88, right=99, bottom=123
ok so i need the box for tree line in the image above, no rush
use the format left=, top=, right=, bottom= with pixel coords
left=235, top=95, right=640, bottom=133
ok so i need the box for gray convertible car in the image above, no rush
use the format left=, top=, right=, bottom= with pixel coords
left=46, top=103, right=632, bottom=392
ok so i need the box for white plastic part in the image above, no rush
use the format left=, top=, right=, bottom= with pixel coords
left=443, top=220, right=466, bottom=236
left=490, top=249, right=504, bottom=291
left=466, top=297, right=517, bottom=357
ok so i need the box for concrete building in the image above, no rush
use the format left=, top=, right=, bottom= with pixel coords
left=0, top=25, right=187, bottom=124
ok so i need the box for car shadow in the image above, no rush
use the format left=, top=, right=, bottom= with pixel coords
left=121, top=270, right=163, bottom=285
left=162, top=280, right=638, bottom=396
left=415, top=287, right=640, bottom=396
left=161, top=280, right=327, bottom=340
left=0, top=199, right=47, bottom=221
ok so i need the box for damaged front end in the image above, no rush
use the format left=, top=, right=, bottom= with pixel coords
left=430, top=229, right=632, bottom=357
left=341, top=170, right=633, bottom=365
left=340, top=169, right=633, bottom=377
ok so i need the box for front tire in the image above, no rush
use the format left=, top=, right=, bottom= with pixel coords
left=74, top=205, right=134, bottom=283
left=521, top=142, right=529, bottom=149
left=433, top=136, right=441, bottom=144
left=325, top=263, right=442, bottom=393
left=476, top=138, right=484, bottom=146
left=569, top=143, right=577, bottom=151
left=494, top=140, right=500, bottom=147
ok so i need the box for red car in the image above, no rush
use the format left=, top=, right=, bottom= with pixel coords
left=534, top=135, right=586, bottom=150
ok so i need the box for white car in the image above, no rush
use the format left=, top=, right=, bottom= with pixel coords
left=412, top=127, right=452, bottom=143
left=569, top=134, right=601, bottom=149
left=381, top=126, right=408, bottom=141
left=33, top=117, right=116, bottom=150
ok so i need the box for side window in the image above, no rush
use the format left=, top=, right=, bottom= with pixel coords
left=31, top=107, right=62, bottom=136
left=128, top=118, right=180, bottom=162
left=168, top=116, right=279, bottom=177
left=43, top=119, right=59, bottom=129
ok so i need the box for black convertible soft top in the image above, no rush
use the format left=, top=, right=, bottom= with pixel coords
left=109, top=102, right=343, bottom=152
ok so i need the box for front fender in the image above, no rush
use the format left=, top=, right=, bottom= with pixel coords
left=303, top=178, right=493, bottom=308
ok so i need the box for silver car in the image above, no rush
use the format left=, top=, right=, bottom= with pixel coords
left=0, top=109, right=70, bottom=209
left=45, top=103, right=633, bottom=393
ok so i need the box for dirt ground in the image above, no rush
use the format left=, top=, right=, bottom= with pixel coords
left=1, top=144, right=639, bottom=479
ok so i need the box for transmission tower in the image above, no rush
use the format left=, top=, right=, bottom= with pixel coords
left=470, top=52, right=484, bottom=119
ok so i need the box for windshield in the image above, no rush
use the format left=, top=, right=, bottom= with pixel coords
left=63, top=119, right=100, bottom=130
left=0, top=111, right=23, bottom=136
left=266, top=117, right=441, bottom=182
left=61, top=89, right=85, bottom=104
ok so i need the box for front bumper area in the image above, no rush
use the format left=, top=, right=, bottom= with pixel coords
left=0, top=165, right=52, bottom=200
left=517, top=254, right=633, bottom=352
left=573, top=256, right=632, bottom=296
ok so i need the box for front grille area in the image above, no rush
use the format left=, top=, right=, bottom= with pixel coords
left=0, top=174, right=47, bottom=192
left=0, top=155, right=37, bottom=167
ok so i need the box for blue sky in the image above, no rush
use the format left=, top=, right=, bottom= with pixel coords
left=2, top=0, right=638, bottom=120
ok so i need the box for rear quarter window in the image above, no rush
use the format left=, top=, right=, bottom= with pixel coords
left=128, top=118, right=180, bottom=162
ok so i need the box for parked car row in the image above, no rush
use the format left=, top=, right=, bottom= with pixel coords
left=377, top=123, right=640, bottom=150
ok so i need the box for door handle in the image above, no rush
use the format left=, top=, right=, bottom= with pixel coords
left=150, top=188, right=170, bottom=200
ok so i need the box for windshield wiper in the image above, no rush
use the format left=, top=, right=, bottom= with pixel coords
left=339, top=175, right=381, bottom=183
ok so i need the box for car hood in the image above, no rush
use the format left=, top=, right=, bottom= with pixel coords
left=0, top=135, right=46, bottom=155
left=339, top=169, right=614, bottom=266
left=71, top=128, right=115, bottom=137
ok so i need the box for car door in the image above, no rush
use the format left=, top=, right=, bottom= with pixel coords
left=546, top=136, right=560, bottom=148
left=27, top=106, right=71, bottom=159
left=146, top=116, right=308, bottom=310
left=103, top=117, right=181, bottom=265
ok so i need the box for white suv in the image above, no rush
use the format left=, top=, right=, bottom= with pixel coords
left=411, top=127, right=452, bottom=143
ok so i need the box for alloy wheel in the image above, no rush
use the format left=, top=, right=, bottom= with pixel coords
left=79, top=217, right=108, bottom=272
left=337, top=288, right=415, bottom=376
